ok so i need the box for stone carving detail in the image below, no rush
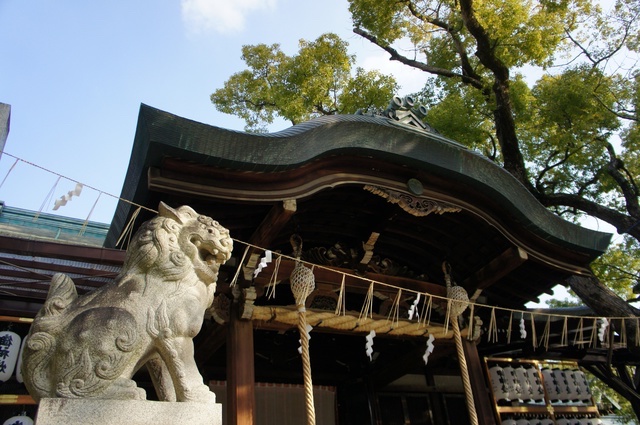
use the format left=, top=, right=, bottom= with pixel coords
left=364, top=185, right=461, bottom=217
left=22, top=203, right=233, bottom=403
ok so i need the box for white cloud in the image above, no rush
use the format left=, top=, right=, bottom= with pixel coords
left=181, top=0, right=276, bottom=34
left=358, top=51, right=427, bottom=95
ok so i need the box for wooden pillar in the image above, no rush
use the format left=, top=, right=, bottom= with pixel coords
left=227, top=302, right=255, bottom=425
left=462, top=340, right=497, bottom=425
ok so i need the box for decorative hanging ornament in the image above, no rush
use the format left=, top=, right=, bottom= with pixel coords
left=290, top=263, right=316, bottom=309
left=598, top=317, right=609, bottom=344
left=0, top=329, right=21, bottom=382
left=254, top=250, right=272, bottom=278
left=52, top=182, right=83, bottom=210
left=365, top=330, right=376, bottom=361
left=423, top=334, right=435, bottom=365
left=442, top=262, right=468, bottom=318
left=408, top=293, right=421, bottom=320
left=289, top=234, right=317, bottom=425
left=441, top=262, right=478, bottom=425
left=3, top=412, right=34, bottom=425
left=289, top=235, right=316, bottom=308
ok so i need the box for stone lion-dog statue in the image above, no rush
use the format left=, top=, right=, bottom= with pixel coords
left=22, top=203, right=233, bottom=403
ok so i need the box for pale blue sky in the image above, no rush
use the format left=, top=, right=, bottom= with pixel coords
left=0, top=1, right=425, bottom=223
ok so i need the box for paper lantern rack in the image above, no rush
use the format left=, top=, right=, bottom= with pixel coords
left=484, top=358, right=600, bottom=425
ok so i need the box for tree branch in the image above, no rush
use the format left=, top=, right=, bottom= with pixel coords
left=352, top=27, right=484, bottom=89
left=402, top=0, right=484, bottom=84
left=605, top=143, right=640, bottom=217
left=541, top=191, right=640, bottom=238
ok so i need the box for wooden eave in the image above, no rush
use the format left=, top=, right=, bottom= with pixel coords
left=0, top=236, right=125, bottom=317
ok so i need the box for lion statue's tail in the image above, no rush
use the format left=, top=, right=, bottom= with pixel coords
left=22, top=273, right=78, bottom=400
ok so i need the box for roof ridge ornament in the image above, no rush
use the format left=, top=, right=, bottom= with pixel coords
left=356, top=95, right=437, bottom=133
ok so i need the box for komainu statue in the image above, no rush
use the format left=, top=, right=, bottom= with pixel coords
left=22, top=203, right=233, bottom=403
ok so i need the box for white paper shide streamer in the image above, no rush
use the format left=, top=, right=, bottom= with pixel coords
left=423, top=334, right=435, bottom=365
left=365, top=330, right=376, bottom=361
left=408, top=293, right=421, bottom=320
left=53, top=182, right=83, bottom=210
left=598, top=318, right=609, bottom=343
left=519, top=317, right=527, bottom=339
left=254, top=250, right=272, bottom=277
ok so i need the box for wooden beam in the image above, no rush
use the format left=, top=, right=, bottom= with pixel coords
left=0, top=235, right=126, bottom=264
left=462, top=340, right=498, bottom=425
left=227, top=303, right=255, bottom=425
left=243, top=200, right=296, bottom=280
left=464, top=246, right=527, bottom=292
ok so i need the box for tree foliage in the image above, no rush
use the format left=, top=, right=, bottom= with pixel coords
left=211, top=33, right=398, bottom=132
left=348, top=0, right=640, bottom=287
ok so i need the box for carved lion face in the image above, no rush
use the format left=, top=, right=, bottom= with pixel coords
left=158, top=203, right=233, bottom=284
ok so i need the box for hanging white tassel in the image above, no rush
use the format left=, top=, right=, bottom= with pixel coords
left=365, top=330, right=376, bottom=361
left=53, top=182, right=83, bottom=210
left=408, top=293, right=421, bottom=320
left=598, top=318, right=609, bottom=344
left=253, top=250, right=272, bottom=277
left=423, top=334, right=435, bottom=365
left=519, top=316, right=527, bottom=339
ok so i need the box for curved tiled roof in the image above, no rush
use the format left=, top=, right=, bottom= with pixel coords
left=109, top=104, right=610, bottom=260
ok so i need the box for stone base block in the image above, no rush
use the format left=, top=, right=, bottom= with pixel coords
left=35, top=398, right=223, bottom=425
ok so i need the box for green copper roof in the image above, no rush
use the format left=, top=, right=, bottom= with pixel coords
left=108, top=104, right=611, bottom=258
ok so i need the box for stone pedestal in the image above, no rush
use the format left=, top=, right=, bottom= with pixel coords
left=35, top=398, right=223, bottom=425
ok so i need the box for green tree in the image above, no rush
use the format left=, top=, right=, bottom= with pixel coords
left=348, top=0, right=639, bottom=419
left=211, top=33, right=399, bottom=132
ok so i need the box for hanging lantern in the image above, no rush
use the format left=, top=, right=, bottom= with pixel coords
left=526, top=365, right=545, bottom=402
left=488, top=364, right=509, bottom=402
left=514, top=365, right=533, bottom=401
left=0, top=330, right=21, bottom=382
left=542, top=368, right=560, bottom=402
left=3, top=412, right=33, bottom=425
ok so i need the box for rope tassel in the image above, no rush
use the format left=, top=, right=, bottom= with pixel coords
left=289, top=235, right=317, bottom=425
left=442, top=262, right=477, bottom=425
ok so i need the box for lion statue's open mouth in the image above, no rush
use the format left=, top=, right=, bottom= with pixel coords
left=192, top=231, right=233, bottom=283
